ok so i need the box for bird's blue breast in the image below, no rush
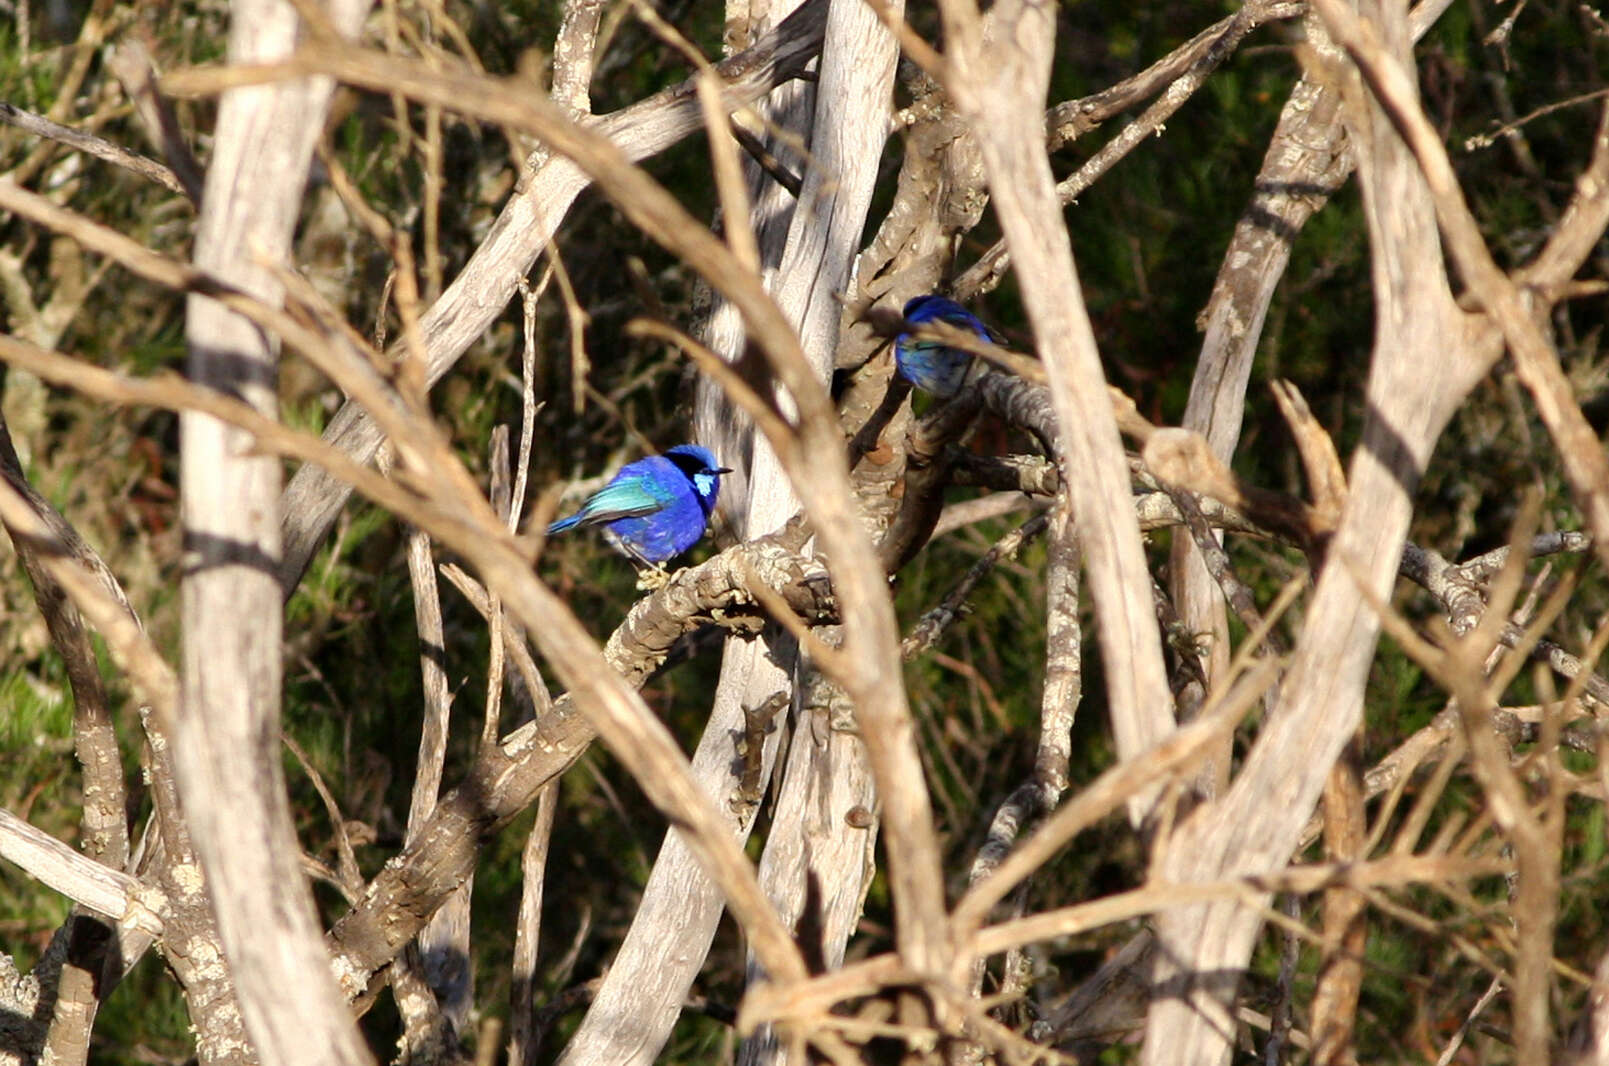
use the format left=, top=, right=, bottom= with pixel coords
left=895, top=296, right=991, bottom=399
left=604, top=505, right=704, bottom=562
left=896, top=340, right=973, bottom=398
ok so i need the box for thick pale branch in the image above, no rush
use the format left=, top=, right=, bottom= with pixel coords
left=0, top=810, right=147, bottom=924
left=173, top=2, right=375, bottom=1063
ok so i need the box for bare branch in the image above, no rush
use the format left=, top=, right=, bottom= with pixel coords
left=0, top=810, right=149, bottom=925
left=958, top=496, right=1079, bottom=1034
left=1310, top=736, right=1366, bottom=1066
left=0, top=101, right=188, bottom=196
left=955, top=0, right=1305, bottom=298
left=107, top=39, right=206, bottom=202
left=508, top=783, right=559, bottom=1066
left=0, top=415, right=128, bottom=870
left=1142, top=0, right=1483, bottom=1053
left=399, top=522, right=463, bottom=1052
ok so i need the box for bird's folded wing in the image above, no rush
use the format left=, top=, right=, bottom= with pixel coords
left=572, top=478, right=665, bottom=524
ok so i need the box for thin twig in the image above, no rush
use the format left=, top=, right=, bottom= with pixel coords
left=105, top=40, right=204, bottom=203
left=0, top=101, right=187, bottom=195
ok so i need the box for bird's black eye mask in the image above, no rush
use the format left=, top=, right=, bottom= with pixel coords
left=666, top=451, right=712, bottom=479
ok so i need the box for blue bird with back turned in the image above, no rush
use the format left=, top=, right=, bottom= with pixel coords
left=546, top=444, right=728, bottom=569
left=894, top=294, right=993, bottom=399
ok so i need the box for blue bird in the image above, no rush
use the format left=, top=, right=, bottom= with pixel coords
left=546, top=444, right=728, bottom=569
left=894, top=295, right=993, bottom=399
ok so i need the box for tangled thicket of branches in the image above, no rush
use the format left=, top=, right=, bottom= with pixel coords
left=1, top=0, right=1608, bottom=1063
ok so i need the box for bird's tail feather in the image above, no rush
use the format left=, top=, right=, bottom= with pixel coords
left=546, top=514, right=583, bottom=535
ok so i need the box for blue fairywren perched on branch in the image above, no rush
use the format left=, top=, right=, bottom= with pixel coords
left=546, top=445, right=728, bottom=579
left=894, top=294, right=994, bottom=399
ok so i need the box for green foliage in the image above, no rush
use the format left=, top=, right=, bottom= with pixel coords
left=91, top=955, right=194, bottom=1066
left=0, top=649, right=73, bottom=752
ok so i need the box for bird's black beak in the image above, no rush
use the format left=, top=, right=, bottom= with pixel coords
left=712, top=467, right=733, bottom=475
